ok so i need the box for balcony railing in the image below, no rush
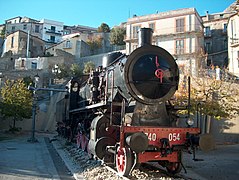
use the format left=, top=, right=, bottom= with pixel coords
left=46, top=29, right=62, bottom=35
left=47, top=39, right=56, bottom=43
left=230, top=38, right=239, bottom=47
left=204, top=31, right=211, bottom=37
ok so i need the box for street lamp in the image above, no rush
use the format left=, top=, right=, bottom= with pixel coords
left=0, top=72, right=3, bottom=87
left=52, top=64, right=61, bottom=84
left=28, top=74, right=40, bottom=143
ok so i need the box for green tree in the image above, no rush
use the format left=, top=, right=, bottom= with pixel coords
left=1, top=79, right=33, bottom=130
left=86, top=36, right=103, bottom=54
left=98, top=23, right=110, bottom=33
left=110, top=27, right=126, bottom=45
left=174, top=76, right=239, bottom=120
left=70, top=64, right=83, bottom=77
left=83, top=61, right=95, bottom=74
left=0, top=26, right=5, bottom=38
left=23, top=76, right=34, bottom=87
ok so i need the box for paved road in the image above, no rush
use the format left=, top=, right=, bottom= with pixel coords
left=182, top=144, right=239, bottom=180
left=0, top=134, right=74, bottom=180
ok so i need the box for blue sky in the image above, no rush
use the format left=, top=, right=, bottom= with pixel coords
left=0, top=0, right=235, bottom=28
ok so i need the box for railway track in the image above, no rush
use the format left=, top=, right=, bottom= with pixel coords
left=56, top=136, right=192, bottom=180
left=102, top=161, right=189, bottom=180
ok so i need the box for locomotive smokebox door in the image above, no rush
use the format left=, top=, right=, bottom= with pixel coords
left=124, top=29, right=179, bottom=105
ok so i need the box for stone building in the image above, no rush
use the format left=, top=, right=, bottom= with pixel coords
left=4, top=17, right=65, bottom=48
left=2, top=30, right=45, bottom=58
left=201, top=11, right=235, bottom=67
left=125, top=8, right=204, bottom=76
left=46, top=31, right=123, bottom=60
left=63, top=25, right=97, bottom=35
left=46, top=33, right=91, bottom=58
left=5, top=16, right=43, bottom=39
left=228, top=11, right=239, bottom=77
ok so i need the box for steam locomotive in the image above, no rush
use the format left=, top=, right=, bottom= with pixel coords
left=66, top=28, right=201, bottom=176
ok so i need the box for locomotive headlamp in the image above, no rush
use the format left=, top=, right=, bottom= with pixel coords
left=186, top=118, right=194, bottom=126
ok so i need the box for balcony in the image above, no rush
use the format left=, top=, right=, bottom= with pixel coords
left=45, top=29, right=62, bottom=36
left=47, top=39, right=57, bottom=44
left=230, top=38, right=239, bottom=47
left=204, top=31, right=211, bottom=37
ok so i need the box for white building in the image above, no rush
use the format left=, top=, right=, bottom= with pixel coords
left=40, top=19, right=64, bottom=48
left=228, top=12, right=239, bottom=77
left=125, top=8, right=204, bottom=76
left=15, top=57, right=47, bottom=70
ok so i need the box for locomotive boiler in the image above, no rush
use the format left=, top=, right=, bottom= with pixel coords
left=68, top=28, right=201, bottom=176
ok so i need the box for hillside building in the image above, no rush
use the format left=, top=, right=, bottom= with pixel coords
left=40, top=19, right=64, bottom=48
left=228, top=11, right=239, bottom=77
left=201, top=11, right=235, bottom=67
left=125, top=8, right=204, bottom=76
left=3, top=30, right=45, bottom=58
left=5, top=16, right=43, bottom=39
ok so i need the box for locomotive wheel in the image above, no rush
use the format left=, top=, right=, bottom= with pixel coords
left=116, top=147, right=133, bottom=176
left=166, top=162, right=182, bottom=174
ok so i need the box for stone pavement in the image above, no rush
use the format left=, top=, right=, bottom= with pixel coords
left=182, top=143, right=239, bottom=180
left=0, top=133, right=77, bottom=180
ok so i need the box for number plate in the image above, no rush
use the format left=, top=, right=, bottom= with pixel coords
left=168, top=133, right=181, bottom=141
left=145, top=132, right=157, bottom=141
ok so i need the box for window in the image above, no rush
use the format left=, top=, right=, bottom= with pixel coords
left=132, top=25, right=140, bottom=38
left=205, top=42, right=212, bottom=53
left=12, top=26, right=15, bottom=32
left=11, top=36, right=14, bottom=48
left=35, top=25, right=40, bottom=33
left=21, top=59, right=25, bottom=67
left=223, top=24, right=227, bottom=33
left=176, top=39, right=184, bottom=54
left=65, top=40, right=71, bottom=48
left=204, top=26, right=211, bottom=36
left=31, top=62, right=37, bottom=69
left=223, top=39, right=228, bottom=50
left=149, top=23, right=155, bottom=32
left=50, top=36, right=55, bottom=42
left=176, top=18, right=185, bottom=32
left=64, top=31, right=70, bottom=35
left=23, top=24, right=27, bottom=30
left=51, top=26, right=56, bottom=32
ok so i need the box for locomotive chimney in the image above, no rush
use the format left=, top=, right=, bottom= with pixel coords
left=138, top=28, right=153, bottom=47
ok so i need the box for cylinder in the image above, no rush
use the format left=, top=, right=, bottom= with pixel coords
left=138, top=28, right=153, bottom=47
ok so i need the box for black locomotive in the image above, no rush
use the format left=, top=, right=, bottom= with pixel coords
left=66, top=28, right=201, bottom=176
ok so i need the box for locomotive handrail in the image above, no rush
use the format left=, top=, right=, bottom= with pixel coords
left=110, top=68, right=115, bottom=126
left=28, top=86, right=69, bottom=93
left=129, top=80, right=178, bottom=84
